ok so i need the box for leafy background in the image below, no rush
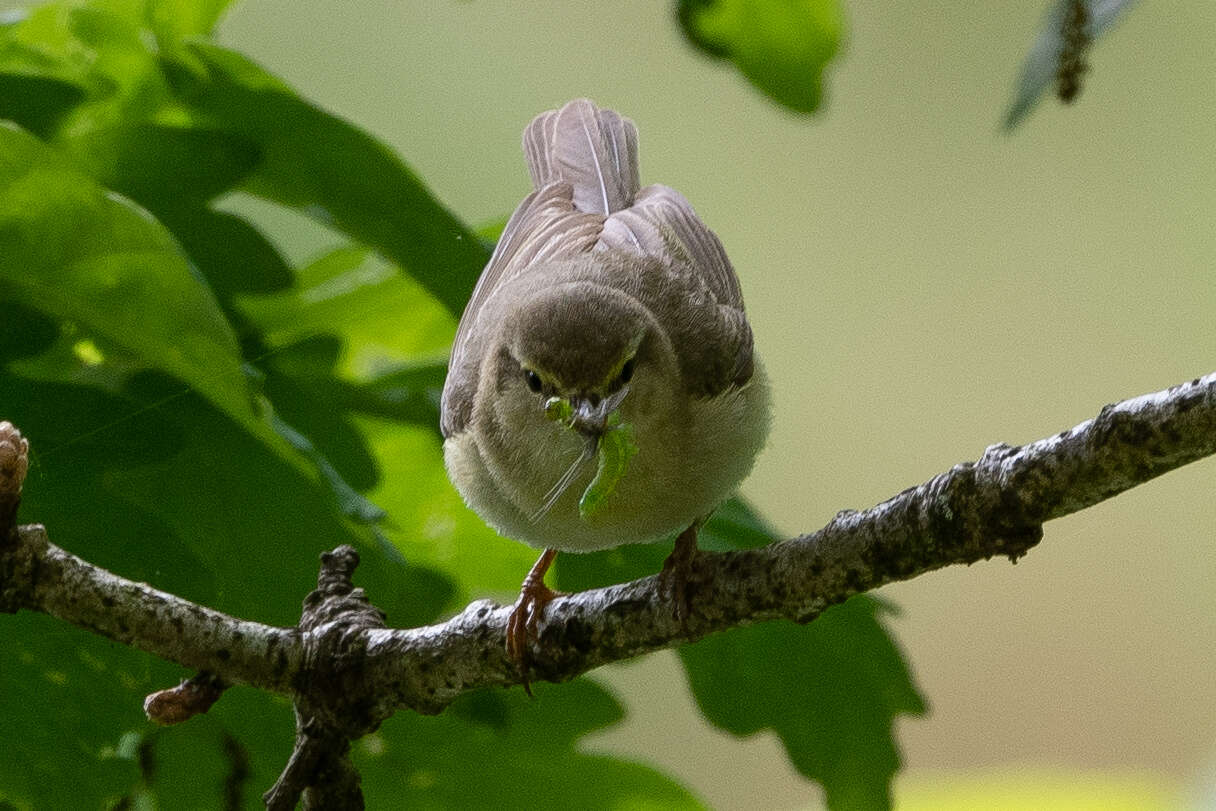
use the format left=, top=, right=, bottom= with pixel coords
left=1, top=0, right=1214, bottom=809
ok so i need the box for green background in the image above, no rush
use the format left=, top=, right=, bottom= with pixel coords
left=2, top=0, right=1214, bottom=807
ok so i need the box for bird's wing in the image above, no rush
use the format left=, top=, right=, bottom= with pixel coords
left=596, top=184, right=744, bottom=310
left=596, top=184, right=754, bottom=395
left=441, top=183, right=601, bottom=437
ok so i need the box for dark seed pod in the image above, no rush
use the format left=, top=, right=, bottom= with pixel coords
left=1057, top=0, right=1091, bottom=103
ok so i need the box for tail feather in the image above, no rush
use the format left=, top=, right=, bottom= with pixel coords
left=523, top=99, right=640, bottom=215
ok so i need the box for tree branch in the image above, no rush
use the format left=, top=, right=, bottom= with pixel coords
left=2, top=371, right=1214, bottom=803
left=0, top=521, right=302, bottom=691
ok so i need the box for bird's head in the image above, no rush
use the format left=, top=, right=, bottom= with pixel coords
left=488, top=280, right=674, bottom=442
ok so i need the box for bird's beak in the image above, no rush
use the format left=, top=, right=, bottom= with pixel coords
left=569, top=386, right=630, bottom=439
left=569, top=396, right=613, bottom=437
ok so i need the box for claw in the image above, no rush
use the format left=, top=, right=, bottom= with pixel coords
left=506, top=548, right=562, bottom=696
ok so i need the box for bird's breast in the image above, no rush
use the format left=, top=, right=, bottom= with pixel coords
left=444, top=362, right=770, bottom=553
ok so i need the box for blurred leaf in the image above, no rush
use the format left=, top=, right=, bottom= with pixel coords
left=556, top=499, right=924, bottom=810
left=0, top=72, right=86, bottom=137
left=1003, top=0, right=1139, bottom=130
left=0, top=5, right=101, bottom=89
left=62, top=122, right=261, bottom=206
left=0, top=361, right=455, bottom=808
left=344, top=360, right=448, bottom=429
left=681, top=601, right=924, bottom=810
left=357, top=679, right=701, bottom=809
left=0, top=8, right=278, bottom=295
left=4, top=0, right=231, bottom=44
left=0, top=613, right=153, bottom=809
left=0, top=123, right=263, bottom=437
left=167, top=42, right=491, bottom=315
left=271, top=411, right=386, bottom=525
left=236, top=245, right=452, bottom=494
left=233, top=243, right=540, bottom=601
left=237, top=246, right=454, bottom=376
left=678, top=0, right=843, bottom=114
left=0, top=300, right=59, bottom=362
left=144, top=689, right=295, bottom=811
left=0, top=0, right=232, bottom=146
left=143, top=0, right=234, bottom=43
left=23, top=117, right=377, bottom=524
left=6, top=4, right=170, bottom=135
left=696, top=493, right=781, bottom=550
left=157, top=207, right=294, bottom=302
left=0, top=6, right=282, bottom=305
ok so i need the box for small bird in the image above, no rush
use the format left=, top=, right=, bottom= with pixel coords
left=441, top=99, right=770, bottom=681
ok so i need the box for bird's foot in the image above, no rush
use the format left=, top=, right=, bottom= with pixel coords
left=506, top=549, right=562, bottom=696
left=660, top=521, right=703, bottom=623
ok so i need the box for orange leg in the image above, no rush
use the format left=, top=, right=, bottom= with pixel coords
left=660, top=518, right=705, bottom=622
left=506, top=548, right=562, bottom=695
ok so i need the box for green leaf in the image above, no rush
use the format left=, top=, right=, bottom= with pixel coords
left=0, top=1, right=230, bottom=144
left=5, top=4, right=171, bottom=136
left=681, top=600, right=925, bottom=810
left=0, top=72, right=87, bottom=138
left=144, top=0, right=235, bottom=43
left=6, top=0, right=232, bottom=43
left=0, top=4, right=256, bottom=235
left=0, top=361, right=455, bottom=808
left=0, top=123, right=260, bottom=437
left=168, top=42, right=491, bottom=315
left=690, top=503, right=925, bottom=810
left=357, top=680, right=702, bottom=809
left=358, top=411, right=540, bottom=601
left=237, top=246, right=455, bottom=374
left=697, top=493, right=782, bottom=551
left=0, top=613, right=151, bottom=809
left=345, top=360, right=449, bottom=429
left=554, top=499, right=924, bottom=809
left=158, top=207, right=293, bottom=301
left=0, top=120, right=362, bottom=530
left=141, top=687, right=297, bottom=811
left=234, top=243, right=539, bottom=600
left=0, top=15, right=364, bottom=518
left=61, top=122, right=262, bottom=206
left=236, top=246, right=452, bottom=491
left=678, top=0, right=844, bottom=114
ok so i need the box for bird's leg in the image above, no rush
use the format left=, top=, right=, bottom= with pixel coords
left=506, top=548, right=563, bottom=695
left=660, top=517, right=706, bottom=622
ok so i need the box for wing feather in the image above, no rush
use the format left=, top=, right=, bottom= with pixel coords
left=598, top=184, right=744, bottom=310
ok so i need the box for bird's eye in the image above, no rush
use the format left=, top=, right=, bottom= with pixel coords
left=524, top=369, right=543, bottom=393
left=617, top=357, right=635, bottom=386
